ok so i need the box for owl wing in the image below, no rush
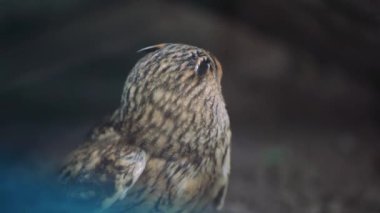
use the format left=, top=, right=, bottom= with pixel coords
left=59, top=125, right=147, bottom=210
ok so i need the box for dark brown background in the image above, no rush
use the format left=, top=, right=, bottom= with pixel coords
left=1, top=0, right=379, bottom=212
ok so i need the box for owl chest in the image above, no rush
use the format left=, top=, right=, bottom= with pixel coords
left=125, top=157, right=223, bottom=212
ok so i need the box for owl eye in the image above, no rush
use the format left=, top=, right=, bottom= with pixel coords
left=137, top=43, right=167, bottom=54
left=195, top=58, right=211, bottom=76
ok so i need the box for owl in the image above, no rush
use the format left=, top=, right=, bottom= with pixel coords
left=59, top=43, right=231, bottom=213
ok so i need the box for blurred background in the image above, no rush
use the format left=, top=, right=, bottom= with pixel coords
left=1, top=0, right=380, bottom=212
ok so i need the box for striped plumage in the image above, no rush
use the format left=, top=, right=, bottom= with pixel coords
left=59, top=43, right=231, bottom=213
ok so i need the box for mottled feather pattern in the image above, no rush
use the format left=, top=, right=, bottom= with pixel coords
left=59, top=43, right=231, bottom=213
left=60, top=126, right=147, bottom=210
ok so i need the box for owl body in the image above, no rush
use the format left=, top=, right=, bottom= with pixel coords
left=60, top=44, right=231, bottom=213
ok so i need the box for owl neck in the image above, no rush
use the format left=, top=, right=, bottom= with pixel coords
left=113, top=85, right=230, bottom=162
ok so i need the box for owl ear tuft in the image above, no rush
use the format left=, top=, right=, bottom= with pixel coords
left=137, top=43, right=168, bottom=54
